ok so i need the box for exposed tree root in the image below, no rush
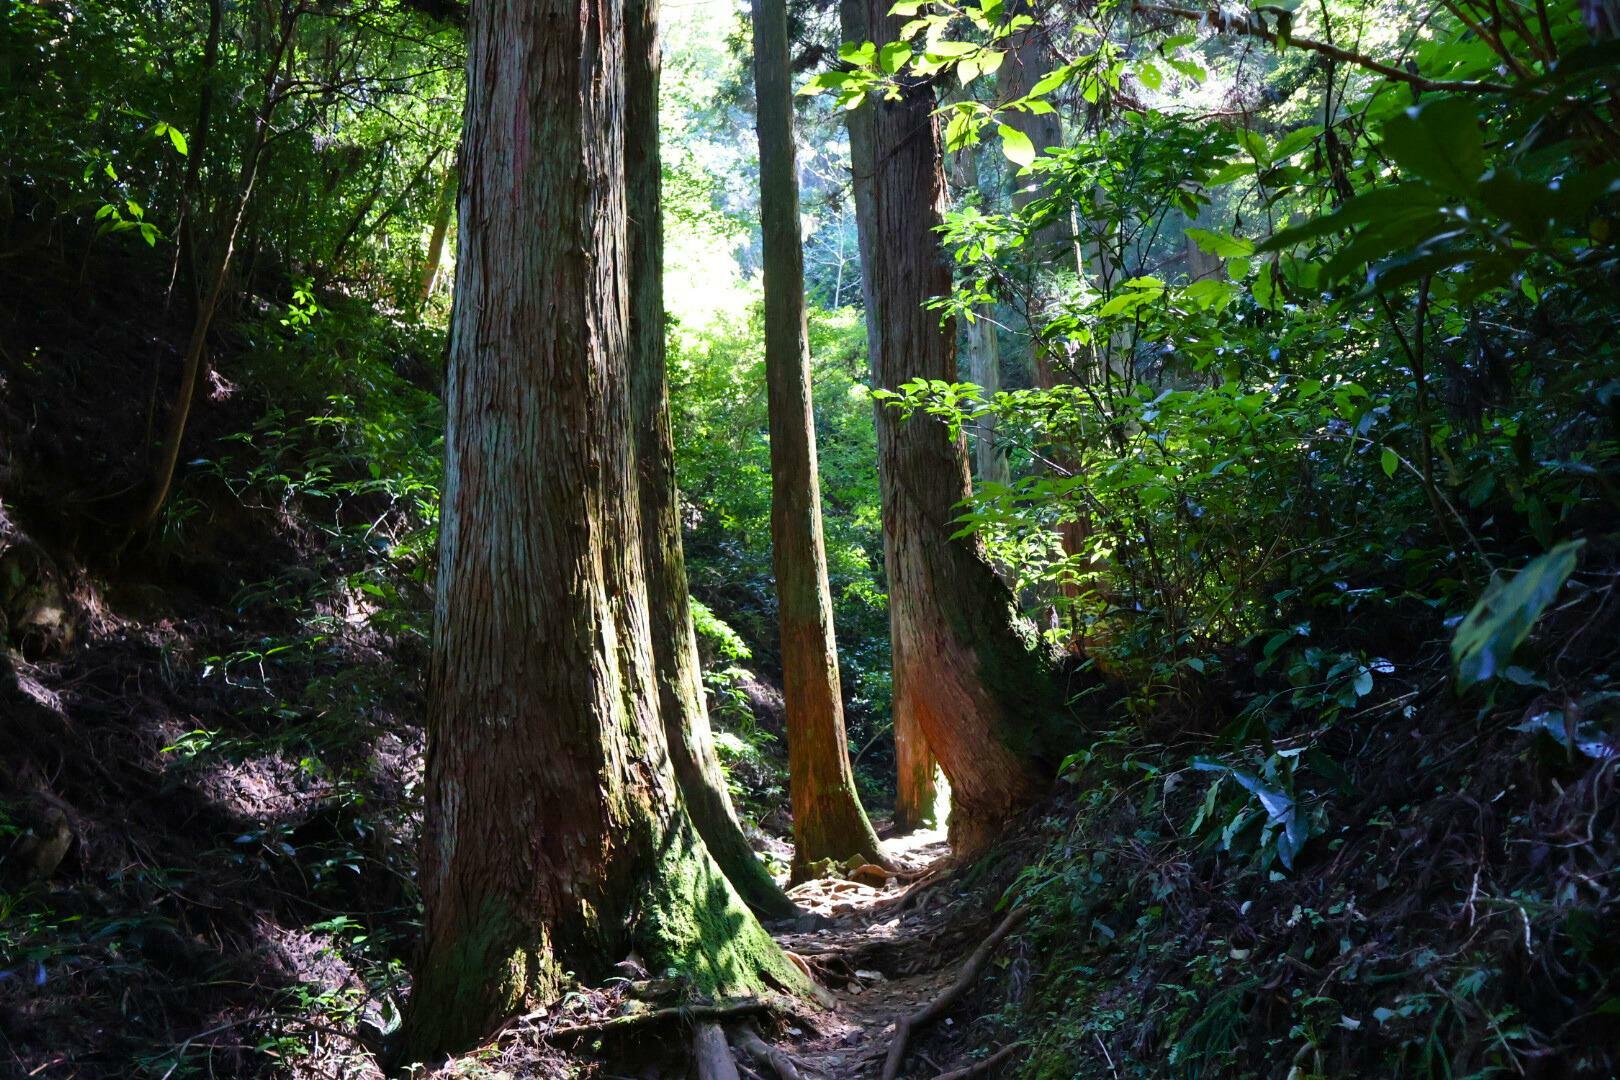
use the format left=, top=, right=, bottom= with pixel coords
left=523, top=999, right=777, bottom=1044
left=693, top=1021, right=741, bottom=1080
left=880, top=906, right=1029, bottom=1080
left=731, top=1022, right=806, bottom=1080
left=927, top=1042, right=1023, bottom=1079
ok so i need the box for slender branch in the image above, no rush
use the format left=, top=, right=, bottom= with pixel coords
left=1132, top=3, right=1516, bottom=94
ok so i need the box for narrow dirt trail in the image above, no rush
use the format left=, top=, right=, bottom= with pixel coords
left=748, top=828, right=1005, bottom=1079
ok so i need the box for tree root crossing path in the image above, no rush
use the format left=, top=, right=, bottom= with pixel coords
left=472, top=827, right=1029, bottom=1079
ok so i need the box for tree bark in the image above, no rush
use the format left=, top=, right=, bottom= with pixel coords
left=890, top=690, right=937, bottom=833
left=627, top=0, right=797, bottom=920
left=752, top=0, right=886, bottom=878
left=841, top=0, right=1064, bottom=855
left=400, top=0, right=802, bottom=1061
left=998, top=7, right=1101, bottom=641
left=948, top=146, right=1010, bottom=491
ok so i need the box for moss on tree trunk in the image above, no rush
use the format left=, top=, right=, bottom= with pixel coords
left=399, top=0, right=806, bottom=1064
left=626, top=0, right=798, bottom=920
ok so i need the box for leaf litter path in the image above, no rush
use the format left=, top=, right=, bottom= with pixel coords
left=755, top=827, right=1002, bottom=1079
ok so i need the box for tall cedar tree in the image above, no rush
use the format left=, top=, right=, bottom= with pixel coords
left=400, top=0, right=802, bottom=1060
left=752, top=0, right=888, bottom=876
left=998, top=6, right=1094, bottom=622
left=631, top=0, right=797, bottom=918
left=840, top=0, right=1066, bottom=854
left=947, top=149, right=1011, bottom=495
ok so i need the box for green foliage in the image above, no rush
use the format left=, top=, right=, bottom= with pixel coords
left=3, top=0, right=463, bottom=301
left=672, top=301, right=894, bottom=753
left=836, top=1, right=1619, bottom=1072
left=1451, top=540, right=1584, bottom=689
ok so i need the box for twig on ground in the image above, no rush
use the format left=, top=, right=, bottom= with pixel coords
left=881, top=906, right=1030, bottom=1080
left=929, top=1043, right=1024, bottom=1079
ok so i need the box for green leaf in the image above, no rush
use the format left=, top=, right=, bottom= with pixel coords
left=838, top=41, right=876, bottom=66
left=1380, top=447, right=1398, bottom=477
left=1252, top=260, right=1280, bottom=310
left=1353, top=667, right=1373, bottom=697
left=1185, top=227, right=1253, bottom=258
left=1451, top=540, right=1584, bottom=689
left=798, top=70, right=850, bottom=96
left=997, top=123, right=1035, bottom=168
left=878, top=41, right=912, bottom=74
left=1029, top=65, right=1070, bottom=97
left=1381, top=97, right=1484, bottom=197
left=166, top=124, right=188, bottom=156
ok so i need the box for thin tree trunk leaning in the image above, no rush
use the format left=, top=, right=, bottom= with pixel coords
left=627, top=0, right=797, bottom=920
left=841, top=0, right=1064, bottom=855
left=328, top=143, right=443, bottom=277
left=131, top=3, right=298, bottom=536
left=399, top=0, right=804, bottom=1063
left=167, top=0, right=223, bottom=312
left=752, top=0, right=886, bottom=880
left=416, top=160, right=456, bottom=306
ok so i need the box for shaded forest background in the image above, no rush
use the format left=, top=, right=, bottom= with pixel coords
left=1, top=0, right=1618, bottom=1075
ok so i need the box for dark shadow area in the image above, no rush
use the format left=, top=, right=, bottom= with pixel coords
left=1, top=244, right=429, bottom=1078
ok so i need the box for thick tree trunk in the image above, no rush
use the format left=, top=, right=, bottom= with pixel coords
left=627, top=0, right=797, bottom=919
left=752, top=0, right=886, bottom=878
left=841, top=0, right=1064, bottom=855
left=949, top=147, right=1010, bottom=491
left=999, top=2, right=1077, bottom=389
left=890, top=689, right=937, bottom=833
left=999, top=9, right=1066, bottom=234
left=401, top=0, right=801, bottom=1061
left=998, top=9, right=1101, bottom=641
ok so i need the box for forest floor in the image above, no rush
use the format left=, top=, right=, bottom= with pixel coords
left=0, top=251, right=1029, bottom=1080
left=770, top=829, right=984, bottom=1079
left=421, top=828, right=1026, bottom=1079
